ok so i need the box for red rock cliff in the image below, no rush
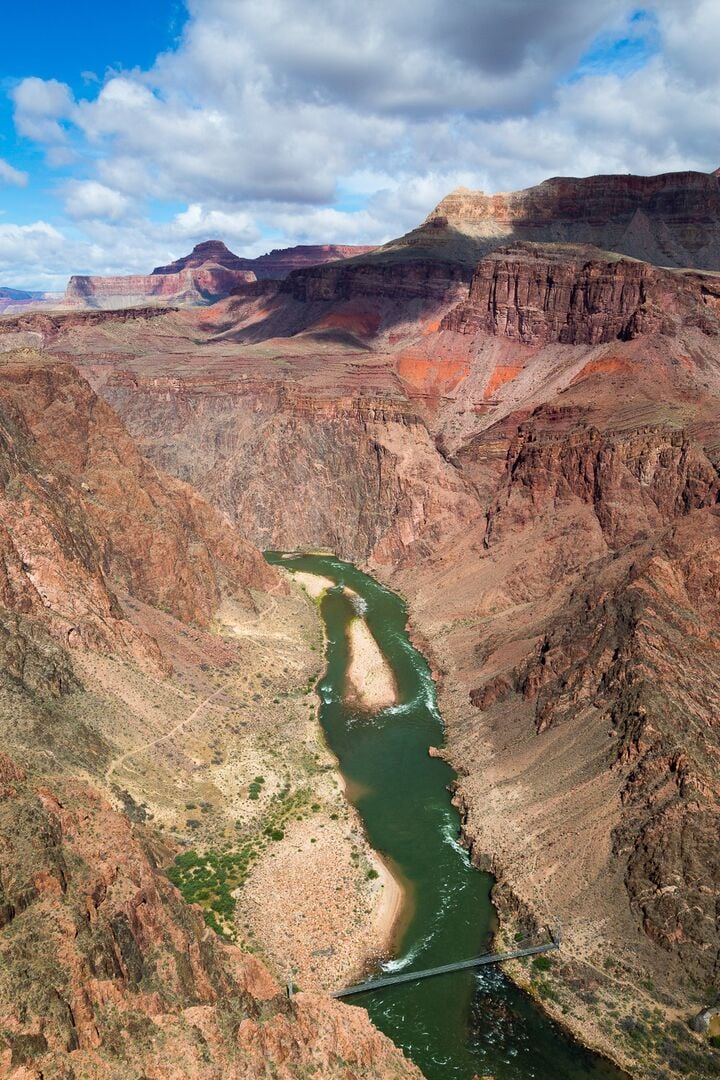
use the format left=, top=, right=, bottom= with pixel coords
left=382, top=169, right=720, bottom=269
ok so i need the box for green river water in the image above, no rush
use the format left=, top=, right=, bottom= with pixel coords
left=265, top=551, right=624, bottom=1080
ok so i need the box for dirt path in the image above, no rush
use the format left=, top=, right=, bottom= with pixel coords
left=105, top=686, right=225, bottom=783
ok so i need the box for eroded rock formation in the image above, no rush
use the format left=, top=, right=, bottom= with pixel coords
left=381, top=169, right=720, bottom=268
left=62, top=241, right=379, bottom=310
left=0, top=754, right=419, bottom=1078
left=4, top=169, right=720, bottom=1076
left=441, top=244, right=703, bottom=345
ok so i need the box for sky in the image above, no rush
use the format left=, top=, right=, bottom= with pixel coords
left=1, top=0, right=719, bottom=290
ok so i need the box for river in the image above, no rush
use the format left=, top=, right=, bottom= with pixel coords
left=265, top=551, right=624, bottom=1080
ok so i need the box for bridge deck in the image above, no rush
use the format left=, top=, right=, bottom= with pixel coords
left=331, top=942, right=558, bottom=998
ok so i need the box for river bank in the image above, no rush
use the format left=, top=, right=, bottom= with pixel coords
left=238, top=566, right=405, bottom=991
left=391, top=580, right=654, bottom=1079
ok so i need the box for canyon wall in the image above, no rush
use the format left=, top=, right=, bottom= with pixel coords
left=64, top=265, right=258, bottom=309
left=380, top=169, right=720, bottom=269
left=4, top=175, right=720, bottom=1075
left=100, top=374, right=478, bottom=566
left=62, top=241, right=380, bottom=310
left=441, top=244, right=688, bottom=345
left=0, top=348, right=421, bottom=1078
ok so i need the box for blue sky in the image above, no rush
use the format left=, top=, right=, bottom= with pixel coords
left=1, top=2, right=182, bottom=218
left=1, top=0, right=719, bottom=290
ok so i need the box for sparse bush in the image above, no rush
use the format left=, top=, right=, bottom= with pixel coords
left=532, top=955, right=553, bottom=973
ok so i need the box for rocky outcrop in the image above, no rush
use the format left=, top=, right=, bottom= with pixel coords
left=0, top=351, right=279, bottom=672
left=64, top=265, right=258, bottom=309
left=61, top=242, right=380, bottom=310
left=0, top=755, right=420, bottom=1078
left=441, top=244, right=702, bottom=345
left=484, top=416, right=719, bottom=549
left=154, top=240, right=378, bottom=279
left=380, top=169, right=720, bottom=269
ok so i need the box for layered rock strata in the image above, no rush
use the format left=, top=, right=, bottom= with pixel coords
left=380, top=169, right=720, bottom=268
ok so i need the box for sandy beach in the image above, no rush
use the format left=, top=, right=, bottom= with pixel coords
left=234, top=566, right=406, bottom=990
left=293, top=570, right=336, bottom=598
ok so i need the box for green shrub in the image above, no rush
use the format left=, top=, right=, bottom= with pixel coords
left=532, top=955, right=553, bottom=972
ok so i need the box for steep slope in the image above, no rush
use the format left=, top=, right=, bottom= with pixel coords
left=0, top=351, right=277, bottom=631
left=0, top=349, right=420, bottom=1078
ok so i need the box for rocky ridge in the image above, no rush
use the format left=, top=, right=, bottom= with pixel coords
left=61, top=241, right=379, bottom=311
left=153, top=240, right=378, bottom=279
left=379, top=169, right=720, bottom=269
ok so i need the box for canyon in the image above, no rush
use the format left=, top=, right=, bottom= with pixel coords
left=1, top=167, right=720, bottom=1078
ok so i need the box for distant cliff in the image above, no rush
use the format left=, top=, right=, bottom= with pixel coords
left=62, top=241, right=378, bottom=309
left=379, top=169, right=720, bottom=269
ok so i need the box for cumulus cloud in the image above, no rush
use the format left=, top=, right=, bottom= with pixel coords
left=63, top=180, right=132, bottom=221
left=0, top=159, right=28, bottom=187
left=0, top=221, right=71, bottom=290
left=4, top=0, right=720, bottom=287
left=12, top=77, right=74, bottom=143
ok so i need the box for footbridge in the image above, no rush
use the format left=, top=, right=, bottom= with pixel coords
left=330, top=938, right=559, bottom=999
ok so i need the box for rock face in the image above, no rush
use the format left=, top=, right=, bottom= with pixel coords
left=484, top=420, right=719, bottom=549
left=101, top=377, right=477, bottom=566
left=382, top=169, right=720, bottom=268
left=64, top=265, right=258, bottom=309
left=282, top=257, right=469, bottom=304
left=442, top=244, right=680, bottom=345
left=0, top=755, right=420, bottom=1078
left=501, top=506, right=720, bottom=984
left=0, top=351, right=278, bottom=668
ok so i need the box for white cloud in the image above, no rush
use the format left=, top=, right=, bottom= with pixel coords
left=4, top=0, right=720, bottom=288
left=12, top=76, right=74, bottom=143
left=63, top=180, right=132, bottom=221
left=0, top=159, right=28, bottom=187
left=173, top=204, right=260, bottom=244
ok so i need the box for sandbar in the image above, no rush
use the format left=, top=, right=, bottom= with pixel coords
left=292, top=571, right=336, bottom=598
left=345, top=614, right=398, bottom=711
